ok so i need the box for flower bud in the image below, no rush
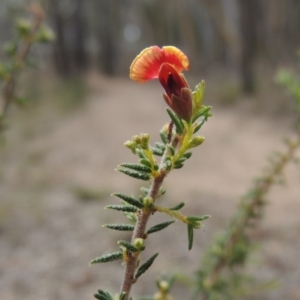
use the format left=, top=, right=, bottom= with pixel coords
left=189, top=136, right=205, bottom=148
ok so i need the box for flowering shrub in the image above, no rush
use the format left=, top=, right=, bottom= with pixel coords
left=91, top=45, right=212, bottom=300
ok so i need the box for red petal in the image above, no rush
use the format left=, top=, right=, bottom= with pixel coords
left=162, top=46, right=190, bottom=72
left=130, top=46, right=165, bottom=83
left=158, top=63, right=188, bottom=98
left=130, top=46, right=190, bottom=83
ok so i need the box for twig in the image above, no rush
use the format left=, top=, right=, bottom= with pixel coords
left=200, top=134, right=300, bottom=299
left=0, top=4, right=44, bottom=125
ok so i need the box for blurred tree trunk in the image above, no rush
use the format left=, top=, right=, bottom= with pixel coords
left=73, top=0, right=87, bottom=72
left=96, top=0, right=121, bottom=76
left=50, top=0, right=72, bottom=76
left=238, top=0, right=261, bottom=93
left=203, top=0, right=241, bottom=70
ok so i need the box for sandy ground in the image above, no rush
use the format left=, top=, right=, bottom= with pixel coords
left=0, top=74, right=299, bottom=300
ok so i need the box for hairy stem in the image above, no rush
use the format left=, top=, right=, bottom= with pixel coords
left=120, top=172, right=166, bottom=299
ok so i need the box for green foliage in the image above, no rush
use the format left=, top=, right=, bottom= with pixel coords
left=118, top=167, right=151, bottom=181
left=135, top=253, right=159, bottom=280
left=113, top=193, right=144, bottom=209
left=92, top=65, right=211, bottom=300
left=103, top=224, right=135, bottom=231
left=90, top=251, right=123, bottom=264
left=276, top=70, right=300, bottom=114
left=105, top=205, right=138, bottom=213
left=146, top=220, right=175, bottom=235
left=118, top=240, right=139, bottom=253
left=166, top=108, right=184, bottom=133
left=94, top=290, right=114, bottom=300
left=196, top=137, right=300, bottom=299
left=0, top=4, right=54, bottom=129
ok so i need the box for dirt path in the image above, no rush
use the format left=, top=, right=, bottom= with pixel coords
left=0, top=75, right=299, bottom=300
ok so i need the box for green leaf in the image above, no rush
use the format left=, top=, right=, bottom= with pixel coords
left=119, top=163, right=151, bottom=173
left=94, top=293, right=109, bottom=300
left=193, top=80, right=205, bottom=110
left=104, top=224, right=135, bottom=231
left=140, top=158, right=152, bottom=168
left=119, top=292, right=127, bottom=300
left=174, top=163, right=184, bottom=169
left=118, top=167, right=151, bottom=181
left=165, top=159, right=173, bottom=170
left=123, top=211, right=137, bottom=224
left=90, top=251, right=123, bottom=264
left=146, top=220, right=175, bottom=235
left=192, top=106, right=211, bottom=123
left=135, top=253, right=159, bottom=279
left=160, top=130, right=168, bottom=144
left=168, top=145, right=175, bottom=156
left=94, top=290, right=113, bottom=300
left=183, top=152, right=192, bottom=159
left=155, top=142, right=166, bottom=150
left=118, top=240, right=138, bottom=252
left=188, top=224, right=194, bottom=250
left=166, top=108, right=184, bottom=133
left=151, top=147, right=164, bottom=156
left=193, top=122, right=202, bottom=134
left=105, top=205, right=138, bottom=213
left=113, top=193, right=144, bottom=209
left=136, top=149, right=146, bottom=159
left=169, top=202, right=185, bottom=210
left=187, top=215, right=210, bottom=222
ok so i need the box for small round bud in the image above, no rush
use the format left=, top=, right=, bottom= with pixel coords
left=143, top=196, right=153, bottom=208
left=189, top=136, right=205, bottom=148
left=133, top=238, right=144, bottom=250
left=158, top=280, right=169, bottom=292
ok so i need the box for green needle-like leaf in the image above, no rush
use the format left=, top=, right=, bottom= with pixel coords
left=90, top=251, right=123, bottom=264
left=160, top=130, right=168, bottom=144
left=187, top=215, right=210, bottom=222
left=166, top=108, right=184, bottom=133
left=188, top=224, right=194, bottom=250
left=94, top=290, right=113, bottom=300
left=183, top=152, right=192, bottom=159
left=119, top=163, right=151, bottom=173
left=105, top=205, right=138, bottom=213
left=140, top=158, right=152, bottom=168
left=192, top=106, right=211, bottom=123
left=151, top=147, right=164, bottom=156
left=146, top=220, right=175, bottom=235
left=119, top=292, right=127, bottom=300
left=135, top=253, right=159, bottom=279
left=118, top=167, right=151, bottom=181
left=169, top=202, right=185, bottom=210
left=118, top=240, right=138, bottom=252
left=103, top=224, right=135, bottom=231
left=113, top=193, right=144, bottom=208
left=94, top=293, right=109, bottom=300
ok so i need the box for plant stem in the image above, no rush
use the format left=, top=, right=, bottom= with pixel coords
left=120, top=172, right=166, bottom=299
left=0, top=9, right=43, bottom=126
left=120, top=121, right=182, bottom=299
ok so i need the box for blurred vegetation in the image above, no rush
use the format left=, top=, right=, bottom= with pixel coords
left=0, top=2, right=54, bottom=130
left=1, top=0, right=300, bottom=94
left=193, top=57, right=300, bottom=300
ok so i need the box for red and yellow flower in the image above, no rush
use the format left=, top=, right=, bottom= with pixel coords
left=130, top=46, right=193, bottom=121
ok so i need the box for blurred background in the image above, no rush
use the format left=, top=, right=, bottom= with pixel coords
left=1, top=0, right=300, bottom=300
